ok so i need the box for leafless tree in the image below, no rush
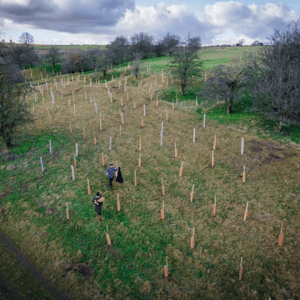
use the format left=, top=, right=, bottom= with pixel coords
left=130, top=32, right=154, bottom=59
left=131, top=53, right=142, bottom=79
left=44, top=46, right=61, bottom=69
left=19, top=32, right=34, bottom=47
left=167, top=33, right=204, bottom=95
left=239, top=39, right=245, bottom=46
left=106, top=36, right=130, bottom=65
left=0, top=65, right=33, bottom=148
left=245, top=18, right=300, bottom=130
left=196, top=53, right=259, bottom=114
left=96, top=49, right=112, bottom=80
left=20, top=46, right=40, bottom=68
left=162, top=32, right=180, bottom=55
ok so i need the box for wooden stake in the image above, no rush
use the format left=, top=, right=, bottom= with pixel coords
left=172, top=101, right=174, bottom=110
left=70, top=121, right=72, bottom=133
left=213, top=134, right=216, bottom=150
left=164, top=256, right=168, bottom=277
left=190, top=184, right=194, bottom=202
left=166, top=109, right=168, bottom=121
left=161, top=201, right=165, bottom=219
left=94, top=137, right=96, bottom=145
left=138, top=153, right=141, bottom=167
left=66, top=203, right=69, bottom=220
left=212, top=151, right=214, bottom=167
left=134, top=170, right=137, bottom=186
left=244, top=202, right=249, bottom=222
left=179, top=162, right=183, bottom=177
left=239, top=258, right=243, bottom=280
left=117, top=194, right=120, bottom=212
left=120, top=125, right=122, bottom=136
left=243, top=166, right=246, bottom=183
left=87, top=179, right=91, bottom=195
left=162, top=178, right=165, bottom=196
left=213, top=195, right=216, bottom=216
left=106, top=225, right=111, bottom=245
left=156, top=100, right=158, bottom=107
left=102, top=153, right=105, bottom=167
left=175, top=141, right=177, bottom=158
left=278, top=224, right=284, bottom=246
left=139, top=137, right=141, bottom=151
left=83, top=127, right=85, bottom=139
left=134, top=102, right=136, bottom=109
left=74, top=153, right=76, bottom=168
left=141, top=118, right=144, bottom=127
left=191, top=228, right=195, bottom=249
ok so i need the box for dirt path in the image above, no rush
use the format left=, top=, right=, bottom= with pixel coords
left=0, top=231, right=73, bottom=300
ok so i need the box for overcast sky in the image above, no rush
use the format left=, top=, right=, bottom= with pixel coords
left=0, top=0, right=299, bottom=46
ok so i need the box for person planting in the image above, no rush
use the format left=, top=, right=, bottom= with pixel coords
left=93, top=192, right=105, bottom=222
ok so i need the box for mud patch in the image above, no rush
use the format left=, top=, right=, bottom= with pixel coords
left=0, top=192, right=9, bottom=199
left=63, top=261, right=94, bottom=279
left=229, top=139, right=298, bottom=171
left=46, top=207, right=56, bottom=214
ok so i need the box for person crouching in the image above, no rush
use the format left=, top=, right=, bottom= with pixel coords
left=93, top=192, right=105, bottom=222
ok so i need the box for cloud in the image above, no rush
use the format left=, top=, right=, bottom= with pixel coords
left=0, top=1, right=299, bottom=46
left=0, top=0, right=135, bottom=34
left=110, top=2, right=215, bottom=44
left=205, top=1, right=300, bottom=43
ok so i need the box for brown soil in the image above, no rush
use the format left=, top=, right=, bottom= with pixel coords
left=229, top=139, right=297, bottom=172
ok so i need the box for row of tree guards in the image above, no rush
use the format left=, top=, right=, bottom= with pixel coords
left=34, top=72, right=285, bottom=282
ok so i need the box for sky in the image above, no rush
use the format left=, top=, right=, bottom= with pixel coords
left=0, top=0, right=299, bottom=46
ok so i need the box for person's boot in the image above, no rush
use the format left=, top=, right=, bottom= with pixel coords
left=110, top=185, right=113, bottom=191
left=99, top=216, right=102, bottom=222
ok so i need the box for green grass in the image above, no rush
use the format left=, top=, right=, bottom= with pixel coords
left=1, top=45, right=299, bottom=300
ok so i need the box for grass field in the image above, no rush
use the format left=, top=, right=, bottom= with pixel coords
left=1, top=47, right=300, bottom=300
left=2, top=43, right=106, bottom=51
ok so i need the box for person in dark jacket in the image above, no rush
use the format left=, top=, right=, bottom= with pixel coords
left=93, top=192, right=105, bottom=222
left=105, top=163, right=119, bottom=191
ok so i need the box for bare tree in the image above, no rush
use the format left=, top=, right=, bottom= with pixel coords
left=130, top=32, right=154, bottom=59
left=20, top=46, right=40, bottom=68
left=45, top=46, right=61, bottom=69
left=245, top=18, right=300, bottom=130
left=239, top=39, right=245, bottom=46
left=106, top=36, right=130, bottom=65
left=87, top=48, right=101, bottom=70
left=96, top=49, right=112, bottom=80
left=1, top=39, right=5, bottom=43
left=162, top=32, right=180, bottom=55
left=196, top=53, right=259, bottom=114
left=131, top=53, right=142, bottom=79
left=167, top=33, right=204, bottom=95
left=0, top=65, right=33, bottom=148
left=251, top=40, right=260, bottom=46
left=152, top=39, right=166, bottom=57
left=19, top=32, right=34, bottom=47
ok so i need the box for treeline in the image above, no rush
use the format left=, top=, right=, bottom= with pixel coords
left=1, top=23, right=300, bottom=150
left=0, top=31, right=182, bottom=81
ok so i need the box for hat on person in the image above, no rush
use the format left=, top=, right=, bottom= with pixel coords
left=110, top=163, right=113, bottom=166
left=96, top=192, right=100, bottom=196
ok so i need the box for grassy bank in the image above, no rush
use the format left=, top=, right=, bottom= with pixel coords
left=1, top=46, right=300, bottom=300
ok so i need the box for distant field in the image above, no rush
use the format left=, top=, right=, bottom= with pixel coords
left=2, top=43, right=107, bottom=50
